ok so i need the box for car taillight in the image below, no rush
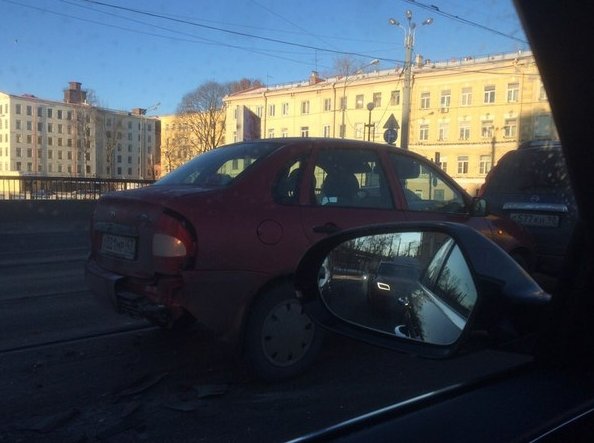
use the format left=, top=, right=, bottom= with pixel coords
left=153, top=210, right=196, bottom=274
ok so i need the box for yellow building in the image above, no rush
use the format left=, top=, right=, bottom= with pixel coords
left=224, top=51, right=555, bottom=195
left=160, top=111, right=225, bottom=176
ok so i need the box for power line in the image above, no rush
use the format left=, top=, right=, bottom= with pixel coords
left=399, top=0, right=528, bottom=44
left=79, top=0, right=400, bottom=63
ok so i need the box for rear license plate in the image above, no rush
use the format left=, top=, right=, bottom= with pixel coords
left=101, top=233, right=137, bottom=259
left=510, top=213, right=560, bottom=227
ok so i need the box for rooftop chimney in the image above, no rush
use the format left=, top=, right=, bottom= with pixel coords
left=63, top=81, right=87, bottom=104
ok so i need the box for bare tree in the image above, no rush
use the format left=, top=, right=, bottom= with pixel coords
left=171, top=78, right=264, bottom=164
left=100, top=112, right=123, bottom=178
left=73, top=105, right=96, bottom=177
left=332, top=56, right=359, bottom=77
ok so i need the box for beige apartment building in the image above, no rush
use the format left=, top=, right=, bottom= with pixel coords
left=160, top=110, right=226, bottom=176
left=0, top=82, right=159, bottom=180
left=224, top=51, right=556, bottom=195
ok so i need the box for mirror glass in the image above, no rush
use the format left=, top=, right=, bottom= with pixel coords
left=318, top=231, right=478, bottom=345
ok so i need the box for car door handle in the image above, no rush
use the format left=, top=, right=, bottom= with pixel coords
left=313, top=223, right=341, bottom=234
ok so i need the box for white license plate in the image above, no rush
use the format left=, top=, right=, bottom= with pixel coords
left=510, top=213, right=560, bottom=227
left=101, top=233, right=136, bottom=259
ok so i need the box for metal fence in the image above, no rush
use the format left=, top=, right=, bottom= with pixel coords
left=0, top=176, right=155, bottom=200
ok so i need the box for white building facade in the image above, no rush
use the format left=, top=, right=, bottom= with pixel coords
left=0, top=82, right=158, bottom=179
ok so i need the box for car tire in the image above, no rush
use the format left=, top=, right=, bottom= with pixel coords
left=243, top=282, right=324, bottom=382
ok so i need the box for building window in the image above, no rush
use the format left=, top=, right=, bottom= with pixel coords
left=459, top=123, right=470, bottom=140
left=355, top=95, right=364, bottom=109
left=16, top=134, right=22, bottom=143
left=282, top=103, right=289, bottom=115
left=48, top=150, right=53, bottom=159
left=440, top=90, right=451, bottom=110
left=534, top=114, right=554, bottom=138
left=323, top=125, right=331, bottom=137
left=267, top=128, right=275, bottom=138
left=479, top=155, right=492, bottom=175
left=26, top=106, right=32, bottom=116
left=300, top=126, right=309, bottom=137
left=481, top=120, right=494, bottom=138
left=37, top=107, right=43, bottom=117
left=440, top=157, right=448, bottom=173
left=324, top=98, right=332, bottom=112
left=483, top=85, right=496, bottom=103
left=16, top=162, right=21, bottom=171
left=507, top=82, right=520, bottom=103
left=16, top=120, right=21, bottom=130
left=373, top=92, right=382, bottom=108
left=539, top=83, right=547, bottom=101
left=419, top=124, right=429, bottom=141
left=268, top=104, right=275, bottom=117
left=438, top=123, right=449, bottom=141
left=461, top=87, right=472, bottom=106
left=47, top=108, right=53, bottom=118
left=16, top=147, right=21, bottom=157
left=57, top=110, right=62, bottom=119
left=26, top=121, right=32, bottom=130
left=281, top=128, right=288, bottom=138
left=457, top=155, right=469, bottom=174
left=48, top=137, right=53, bottom=146
left=26, top=135, right=32, bottom=144
left=390, top=90, right=400, bottom=106
left=15, top=104, right=21, bottom=114
left=420, top=92, right=430, bottom=109
left=503, top=118, right=517, bottom=138
left=339, top=124, right=346, bottom=138
left=300, top=101, right=310, bottom=115
left=256, top=106, right=263, bottom=118
left=58, top=151, right=62, bottom=160
left=47, top=123, right=53, bottom=133
left=340, top=96, right=347, bottom=111
left=38, top=122, right=43, bottom=132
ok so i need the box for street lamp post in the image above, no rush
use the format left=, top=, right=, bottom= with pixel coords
left=389, top=10, right=433, bottom=150
left=365, top=102, right=375, bottom=141
left=340, top=59, right=379, bottom=138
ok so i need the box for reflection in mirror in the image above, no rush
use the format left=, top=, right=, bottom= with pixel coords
left=318, top=231, right=478, bottom=345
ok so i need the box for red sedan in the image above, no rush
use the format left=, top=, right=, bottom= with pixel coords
left=85, top=138, right=534, bottom=381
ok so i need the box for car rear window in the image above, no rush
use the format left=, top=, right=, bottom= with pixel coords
left=155, top=142, right=282, bottom=187
left=486, top=149, right=570, bottom=195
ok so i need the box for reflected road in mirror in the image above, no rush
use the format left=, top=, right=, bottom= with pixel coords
left=318, top=231, right=478, bottom=346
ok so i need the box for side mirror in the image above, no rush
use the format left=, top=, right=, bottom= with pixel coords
left=295, top=222, right=549, bottom=358
left=470, top=197, right=488, bottom=217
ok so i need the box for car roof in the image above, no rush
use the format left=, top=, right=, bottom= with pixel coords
left=517, top=139, right=562, bottom=150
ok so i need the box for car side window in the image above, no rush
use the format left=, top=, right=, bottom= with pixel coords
left=313, top=148, right=393, bottom=209
left=390, top=153, right=466, bottom=213
left=433, top=244, right=477, bottom=319
left=273, top=158, right=303, bottom=205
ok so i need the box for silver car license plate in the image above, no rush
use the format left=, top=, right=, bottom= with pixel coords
left=510, top=213, right=560, bottom=227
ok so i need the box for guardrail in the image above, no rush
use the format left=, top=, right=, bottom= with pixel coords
left=0, top=175, right=155, bottom=200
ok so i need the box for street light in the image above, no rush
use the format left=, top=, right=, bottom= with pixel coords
left=340, top=59, right=379, bottom=138
left=389, top=10, right=433, bottom=149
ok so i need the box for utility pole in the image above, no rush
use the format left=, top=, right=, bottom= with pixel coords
left=389, top=11, right=433, bottom=150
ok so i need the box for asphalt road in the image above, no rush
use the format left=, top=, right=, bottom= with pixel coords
left=0, top=222, right=534, bottom=442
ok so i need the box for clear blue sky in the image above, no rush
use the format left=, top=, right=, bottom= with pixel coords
left=0, top=0, right=527, bottom=115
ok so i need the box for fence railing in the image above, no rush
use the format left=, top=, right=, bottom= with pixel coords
left=0, top=176, right=155, bottom=200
